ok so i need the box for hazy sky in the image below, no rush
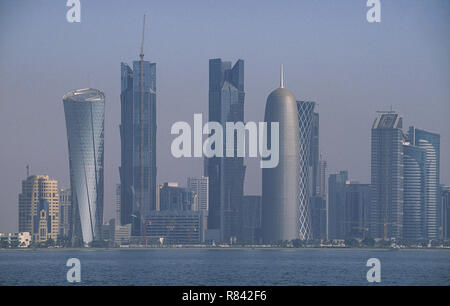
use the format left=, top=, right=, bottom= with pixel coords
left=0, top=0, right=449, bottom=232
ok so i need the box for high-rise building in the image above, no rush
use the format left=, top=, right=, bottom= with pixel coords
left=120, top=29, right=157, bottom=237
left=144, top=210, right=206, bottom=244
left=318, top=155, right=327, bottom=198
left=370, top=112, right=404, bottom=239
left=187, top=177, right=209, bottom=212
left=310, top=196, right=327, bottom=240
left=18, top=174, right=59, bottom=243
left=242, top=196, right=262, bottom=244
left=310, top=111, right=320, bottom=197
left=159, top=182, right=197, bottom=211
left=187, top=176, right=209, bottom=228
left=402, top=143, right=426, bottom=240
left=262, top=67, right=302, bottom=242
left=344, top=183, right=371, bottom=239
left=115, top=184, right=121, bottom=227
left=296, top=101, right=315, bottom=240
left=328, top=171, right=348, bottom=239
left=59, top=188, right=72, bottom=240
left=204, top=58, right=245, bottom=243
left=441, top=185, right=450, bottom=240
left=407, top=127, right=440, bottom=239
left=63, top=88, right=105, bottom=246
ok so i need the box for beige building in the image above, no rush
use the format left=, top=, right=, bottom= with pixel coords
left=18, top=175, right=60, bottom=243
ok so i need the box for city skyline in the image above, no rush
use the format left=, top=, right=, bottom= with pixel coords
left=0, top=0, right=449, bottom=232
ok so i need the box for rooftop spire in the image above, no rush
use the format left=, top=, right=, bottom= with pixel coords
left=280, top=64, right=284, bottom=88
left=139, top=14, right=146, bottom=61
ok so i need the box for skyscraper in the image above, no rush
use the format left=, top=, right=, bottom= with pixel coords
left=328, top=171, right=348, bottom=239
left=262, top=67, right=302, bottom=242
left=441, top=185, right=450, bottom=240
left=120, top=38, right=157, bottom=236
left=18, top=174, right=60, bottom=243
left=402, top=143, right=426, bottom=240
left=242, top=196, right=262, bottom=244
left=296, top=101, right=315, bottom=240
left=205, top=58, right=245, bottom=243
left=344, top=183, right=371, bottom=239
left=370, top=112, right=404, bottom=239
left=63, top=88, right=105, bottom=246
left=188, top=176, right=209, bottom=229
left=310, top=111, right=320, bottom=197
left=59, top=188, right=72, bottom=240
left=407, top=127, right=440, bottom=239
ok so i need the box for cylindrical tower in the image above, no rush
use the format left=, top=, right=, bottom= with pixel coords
left=262, top=70, right=301, bottom=243
left=63, top=88, right=105, bottom=246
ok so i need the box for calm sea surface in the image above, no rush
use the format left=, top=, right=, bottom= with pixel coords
left=0, top=248, right=449, bottom=286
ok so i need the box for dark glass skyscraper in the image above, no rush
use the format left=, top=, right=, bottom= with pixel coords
left=370, top=112, right=404, bottom=239
left=205, top=58, right=245, bottom=243
left=328, top=171, right=348, bottom=239
left=63, top=88, right=105, bottom=246
left=120, top=57, right=157, bottom=236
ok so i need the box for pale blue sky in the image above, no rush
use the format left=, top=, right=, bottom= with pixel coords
left=0, top=0, right=449, bottom=232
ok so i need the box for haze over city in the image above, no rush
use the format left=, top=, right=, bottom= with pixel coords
left=0, top=0, right=449, bottom=233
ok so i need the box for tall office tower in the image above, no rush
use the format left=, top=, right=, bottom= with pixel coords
left=120, top=38, right=157, bottom=236
left=328, top=171, right=348, bottom=239
left=310, top=196, right=326, bottom=240
left=242, top=196, right=262, bottom=244
left=296, top=101, right=315, bottom=240
left=344, top=183, right=371, bottom=239
left=370, top=112, right=404, bottom=239
left=18, top=174, right=59, bottom=243
left=59, top=188, right=72, bottom=240
left=318, top=155, right=327, bottom=198
left=402, top=143, right=426, bottom=240
left=115, top=184, right=121, bottom=227
left=188, top=177, right=209, bottom=228
left=310, top=112, right=320, bottom=197
left=63, top=88, right=105, bottom=246
left=441, top=186, right=450, bottom=239
left=205, top=58, right=245, bottom=243
left=407, top=127, right=440, bottom=239
left=262, top=67, right=301, bottom=242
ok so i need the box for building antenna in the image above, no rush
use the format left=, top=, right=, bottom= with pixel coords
left=280, top=64, right=284, bottom=88
left=26, top=164, right=29, bottom=177
left=140, top=14, right=146, bottom=61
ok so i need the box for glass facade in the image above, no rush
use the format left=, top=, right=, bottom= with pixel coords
left=370, top=113, right=404, bottom=239
left=120, top=59, right=157, bottom=237
left=205, top=58, right=245, bottom=243
left=403, top=144, right=426, bottom=240
left=63, top=88, right=105, bottom=246
left=408, top=127, right=440, bottom=239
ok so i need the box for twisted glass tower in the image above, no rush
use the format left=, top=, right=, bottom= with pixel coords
left=63, top=88, right=105, bottom=246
